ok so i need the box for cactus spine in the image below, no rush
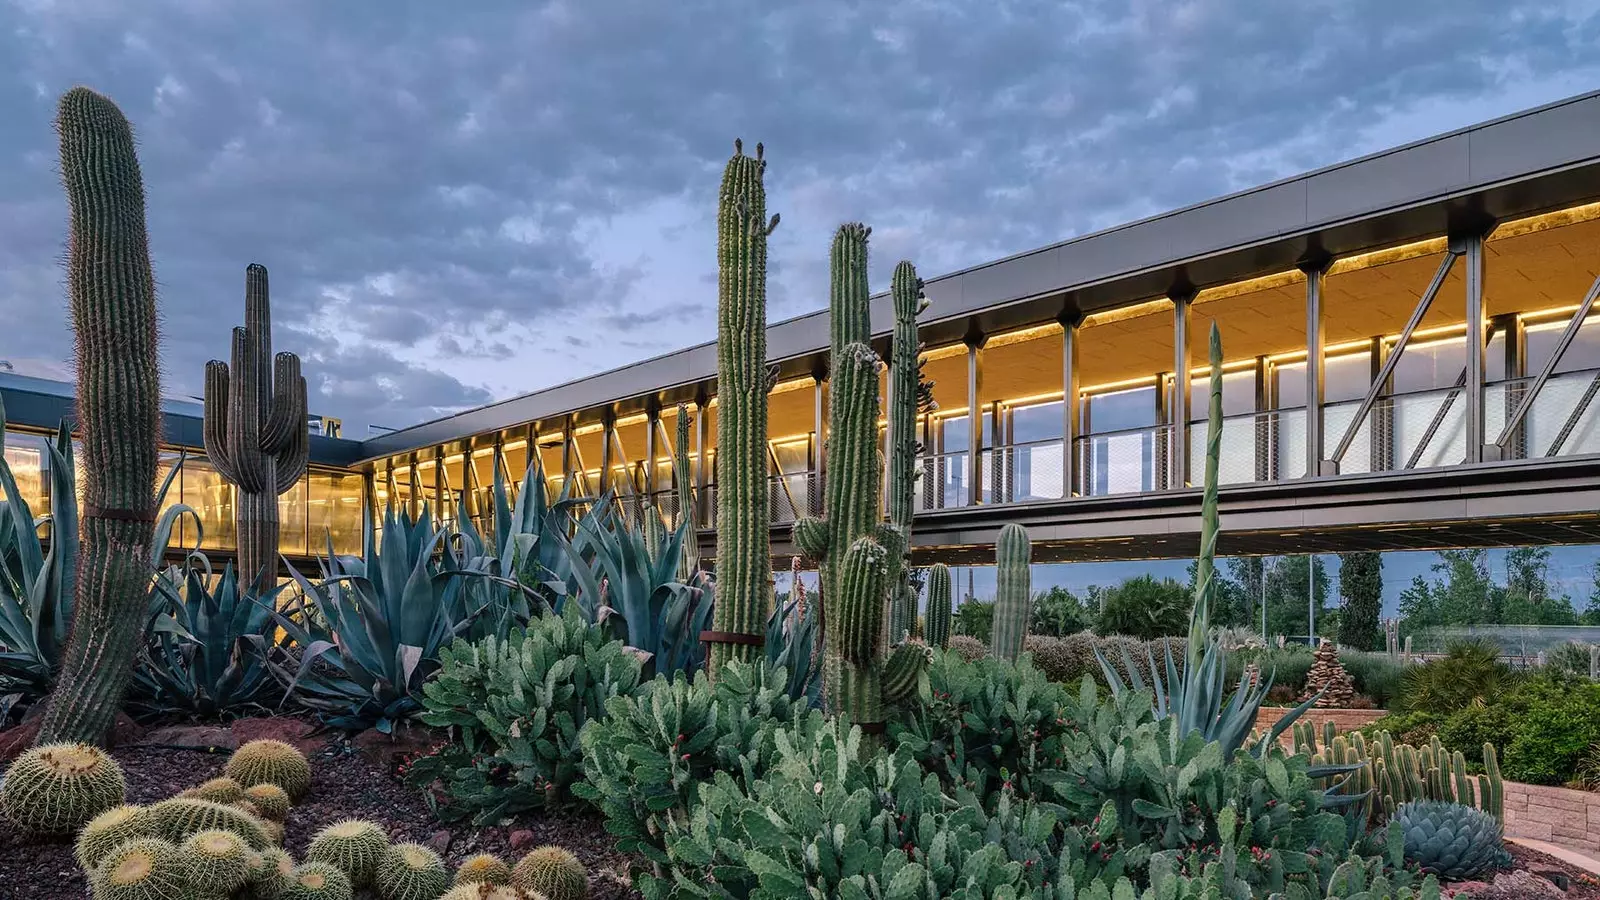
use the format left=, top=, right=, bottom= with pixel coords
left=673, top=403, right=697, bottom=580
left=794, top=224, right=927, bottom=739
left=924, top=563, right=952, bottom=649
left=203, top=264, right=310, bottom=594
left=885, top=261, right=931, bottom=643
left=707, top=139, right=779, bottom=678
left=35, top=87, right=163, bottom=746
left=988, top=524, right=1032, bottom=661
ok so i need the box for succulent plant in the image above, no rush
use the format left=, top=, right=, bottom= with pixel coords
left=1395, top=799, right=1512, bottom=881
left=148, top=796, right=272, bottom=849
left=924, top=563, right=952, bottom=649
left=707, top=138, right=780, bottom=678
left=1297, top=726, right=1505, bottom=825
left=260, top=818, right=286, bottom=845
left=454, top=854, right=512, bottom=887
left=307, top=819, right=390, bottom=886
left=33, top=86, right=165, bottom=746
left=76, top=804, right=154, bottom=871
left=91, top=837, right=190, bottom=900
left=441, top=885, right=533, bottom=900
left=375, top=842, right=450, bottom=900
left=0, top=742, right=126, bottom=833
left=183, top=828, right=254, bottom=894
left=673, top=403, right=698, bottom=581
left=246, top=847, right=297, bottom=900
left=227, top=739, right=313, bottom=801
left=181, top=776, right=245, bottom=804
left=512, top=846, right=588, bottom=900
left=202, top=263, right=310, bottom=594
left=283, top=862, right=354, bottom=900
left=988, top=523, right=1032, bottom=662
left=243, top=782, right=292, bottom=822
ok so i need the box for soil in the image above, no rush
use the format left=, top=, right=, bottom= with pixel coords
left=0, top=737, right=642, bottom=900
left=1501, top=842, right=1600, bottom=898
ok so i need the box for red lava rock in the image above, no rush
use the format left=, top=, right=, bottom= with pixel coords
left=509, top=829, right=537, bottom=853
left=230, top=716, right=323, bottom=754
left=141, top=724, right=237, bottom=750
left=352, top=722, right=443, bottom=771
left=426, top=830, right=453, bottom=854
left=0, top=720, right=41, bottom=763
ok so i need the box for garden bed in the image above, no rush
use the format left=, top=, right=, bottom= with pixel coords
left=0, top=730, right=642, bottom=900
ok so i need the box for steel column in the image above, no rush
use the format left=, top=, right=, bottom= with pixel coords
left=560, top=418, right=574, bottom=494
left=1304, top=261, right=1329, bottom=476
left=1171, top=291, right=1194, bottom=489
left=1464, top=234, right=1487, bottom=464
left=1253, top=355, right=1271, bottom=482
left=644, top=407, right=658, bottom=495
left=812, top=375, right=826, bottom=515
left=599, top=412, right=614, bottom=494
left=965, top=335, right=986, bottom=506
left=1060, top=313, right=1082, bottom=497
left=693, top=399, right=707, bottom=527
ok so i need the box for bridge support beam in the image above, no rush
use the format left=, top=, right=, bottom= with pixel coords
left=965, top=332, right=986, bottom=506
left=1303, top=258, right=1333, bottom=476
left=1462, top=233, right=1488, bottom=464
left=1060, top=311, right=1082, bottom=497
left=1170, top=288, right=1195, bottom=489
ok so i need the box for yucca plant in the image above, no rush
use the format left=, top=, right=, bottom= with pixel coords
left=129, top=562, right=290, bottom=721
left=272, top=505, right=470, bottom=731
left=0, top=408, right=194, bottom=717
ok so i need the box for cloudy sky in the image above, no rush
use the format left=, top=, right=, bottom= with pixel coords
left=1, top=1, right=1598, bottom=435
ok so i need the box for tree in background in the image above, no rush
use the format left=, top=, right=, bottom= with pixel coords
left=1263, top=555, right=1331, bottom=642
left=1585, top=560, right=1600, bottom=626
left=1188, top=558, right=1251, bottom=627
left=952, top=598, right=994, bottom=642
left=1399, top=547, right=1580, bottom=636
left=1337, top=551, right=1383, bottom=651
left=1502, top=546, right=1577, bottom=626
left=1095, top=574, right=1190, bottom=639
left=1226, top=557, right=1265, bottom=632
left=1030, top=586, right=1096, bottom=636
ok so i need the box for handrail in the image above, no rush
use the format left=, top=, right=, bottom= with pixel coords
left=1493, top=271, right=1600, bottom=448
left=1330, top=250, right=1459, bottom=464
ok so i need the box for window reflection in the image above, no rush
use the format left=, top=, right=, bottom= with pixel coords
left=309, top=472, right=363, bottom=556
left=183, top=458, right=236, bottom=551
left=278, top=476, right=307, bottom=556
left=1, top=432, right=46, bottom=510
left=156, top=450, right=186, bottom=552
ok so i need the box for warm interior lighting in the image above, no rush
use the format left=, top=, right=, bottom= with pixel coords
left=1489, top=200, right=1600, bottom=241
left=1327, top=236, right=1449, bottom=275
left=1193, top=269, right=1306, bottom=304
left=923, top=343, right=968, bottom=363
left=771, top=376, right=815, bottom=396
left=1083, top=298, right=1172, bottom=328
left=985, top=322, right=1061, bottom=350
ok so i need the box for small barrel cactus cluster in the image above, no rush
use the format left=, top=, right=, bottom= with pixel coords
left=0, top=742, right=127, bottom=834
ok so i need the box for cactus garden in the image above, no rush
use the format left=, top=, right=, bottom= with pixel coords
left=3, top=87, right=1599, bottom=900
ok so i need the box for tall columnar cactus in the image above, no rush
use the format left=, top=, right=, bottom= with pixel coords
left=673, top=403, right=698, bottom=580
left=794, top=224, right=927, bottom=738
left=202, top=263, right=310, bottom=594
left=988, top=523, right=1032, bottom=661
left=924, top=563, right=952, bottom=649
left=706, top=140, right=779, bottom=677
left=1187, top=323, right=1225, bottom=662
left=35, top=88, right=163, bottom=746
left=885, top=261, right=933, bottom=644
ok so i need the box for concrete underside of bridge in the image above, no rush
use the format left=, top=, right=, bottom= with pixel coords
left=705, top=456, right=1600, bottom=565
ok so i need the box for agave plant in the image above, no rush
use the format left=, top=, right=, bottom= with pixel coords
left=0, top=407, right=194, bottom=716
left=764, top=583, right=821, bottom=706
left=1096, top=325, right=1324, bottom=761
left=273, top=505, right=470, bottom=731
left=129, top=562, right=290, bottom=721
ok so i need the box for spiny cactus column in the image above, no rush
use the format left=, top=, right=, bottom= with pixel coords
left=924, top=562, right=952, bottom=649
left=885, top=261, right=932, bottom=643
left=705, top=140, right=779, bottom=677
left=35, top=88, right=162, bottom=746
left=988, top=523, right=1032, bottom=661
left=794, top=224, right=927, bottom=738
left=202, top=264, right=310, bottom=595
left=673, top=403, right=698, bottom=580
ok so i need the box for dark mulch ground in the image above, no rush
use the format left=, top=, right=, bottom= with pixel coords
left=0, top=739, right=642, bottom=900
left=1502, top=842, right=1600, bottom=898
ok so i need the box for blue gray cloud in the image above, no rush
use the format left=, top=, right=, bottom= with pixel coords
left=0, top=0, right=1596, bottom=431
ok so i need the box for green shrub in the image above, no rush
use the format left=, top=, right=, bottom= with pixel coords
left=1340, top=651, right=1405, bottom=708
left=1226, top=645, right=1314, bottom=695
left=1435, top=705, right=1516, bottom=767
left=1394, top=641, right=1516, bottom=716
left=1503, top=680, right=1600, bottom=785
left=1361, top=710, right=1444, bottom=748
left=1021, top=632, right=1098, bottom=684
left=953, top=598, right=994, bottom=641
left=946, top=634, right=987, bottom=662
left=1094, top=574, right=1190, bottom=640
left=1544, top=641, right=1596, bottom=679
left=406, top=606, right=643, bottom=823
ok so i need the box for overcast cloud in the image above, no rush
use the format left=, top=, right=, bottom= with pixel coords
left=1, top=0, right=1597, bottom=433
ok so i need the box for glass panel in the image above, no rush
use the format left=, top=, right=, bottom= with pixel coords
left=1189, top=370, right=1255, bottom=418
left=0, top=432, right=46, bottom=509
left=1188, top=413, right=1261, bottom=485
left=1391, top=335, right=1464, bottom=394
left=1011, top=400, right=1062, bottom=443
left=156, top=450, right=186, bottom=553
left=277, top=476, right=308, bottom=556
left=1079, top=426, right=1169, bottom=495
left=1087, top=385, right=1156, bottom=433
left=183, top=459, right=236, bottom=551
left=940, top=415, right=969, bottom=452
left=1526, top=318, right=1600, bottom=375
left=309, top=472, right=364, bottom=557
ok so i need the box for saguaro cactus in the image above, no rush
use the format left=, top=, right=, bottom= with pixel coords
left=35, top=87, right=163, bottom=745
left=924, top=563, right=952, bottom=649
left=885, top=261, right=933, bottom=643
left=989, top=523, right=1032, bottom=662
left=673, top=403, right=698, bottom=580
left=704, top=140, right=779, bottom=677
left=794, top=224, right=927, bottom=738
left=203, top=264, right=310, bottom=594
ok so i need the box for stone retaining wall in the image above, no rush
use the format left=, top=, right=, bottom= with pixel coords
left=1503, top=781, right=1600, bottom=857
left=1255, top=706, right=1387, bottom=744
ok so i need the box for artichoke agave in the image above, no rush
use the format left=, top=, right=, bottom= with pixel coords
left=1395, top=800, right=1511, bottom=881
